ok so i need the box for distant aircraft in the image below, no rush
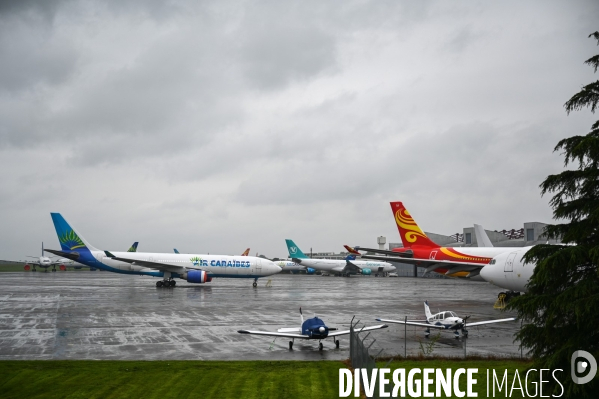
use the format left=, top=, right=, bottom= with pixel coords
left=285, top=239, right=395, bottom=276
left=238, top=307, right=388, bottom=350
left=350, top=202, right=524, bottom=279
left=44, top=213, right=281, bottom=288
left=274, top=259, right=315, bottom=274
left=127, top=242, right=139, bottom=252
left=376, top=301, right=516, bottom=338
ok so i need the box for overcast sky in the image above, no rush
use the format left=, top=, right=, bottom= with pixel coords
left=1, top=0, right=598, bottom=260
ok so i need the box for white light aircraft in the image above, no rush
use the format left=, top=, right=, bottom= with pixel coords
left=285, top=239, right=396, bottom=276
left=44, top=213, right=281, bottom=287
left=376, top=301, right=516, bottom=338
left=238, top=308, right=388, bottom=350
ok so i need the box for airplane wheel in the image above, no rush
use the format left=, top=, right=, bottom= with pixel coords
left=171, top=280, right=176, bottom=287
left=289, top=341, right=293, bottom=350
left=156, top=281, right=163, bottom=288
left=252, top=282, right=257, bottom=288
left=335, top=340, right=340, bottom=349
left=318, top=343, right=323, bottom=351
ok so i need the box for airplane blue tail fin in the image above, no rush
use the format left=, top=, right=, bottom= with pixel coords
left=127, top=242, right=139, bottom=252
left=345, top=255, right=356, bottom=261
left=173, top=248, right=180, bottom=254
left=50, top=213, right=98, bottom=252
left=285, top=239, right=309, bottom=259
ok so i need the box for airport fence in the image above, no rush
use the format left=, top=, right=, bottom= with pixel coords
left=349, top=318, right=384, bottom=399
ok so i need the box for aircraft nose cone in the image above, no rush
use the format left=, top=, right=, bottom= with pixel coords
left=319, top=327, right=325, bottom=333
left=267, top=261, right=282, bottom=274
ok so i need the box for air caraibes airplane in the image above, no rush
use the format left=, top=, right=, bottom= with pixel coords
left=350, top=202, right=527, bottom=279
left=44, top=213, right=281, bottom=288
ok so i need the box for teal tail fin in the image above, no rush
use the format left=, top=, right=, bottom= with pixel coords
left=127, top=242, right=139, bottom=252
left=285, top=239, right=309, bottom=259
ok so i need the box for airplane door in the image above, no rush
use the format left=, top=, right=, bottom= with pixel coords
left=256, top=259, right=262, bottom=276
left=505, top=252, right=517, bottom=272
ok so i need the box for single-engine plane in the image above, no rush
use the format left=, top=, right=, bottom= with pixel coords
left=238, top=308, right=388, bottom=350
left=376, top=301, right=516, bottom=338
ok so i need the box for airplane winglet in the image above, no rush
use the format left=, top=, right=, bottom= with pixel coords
left=104, top=251, right=116, bottom=258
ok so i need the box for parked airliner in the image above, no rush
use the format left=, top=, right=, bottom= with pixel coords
left=285, top=239, right=395, bottom=276
left=44, top=213, right=281, bottom=287
left=351, top=202, right=526, bottom=279
left=479, top=247, right=534, bottom=294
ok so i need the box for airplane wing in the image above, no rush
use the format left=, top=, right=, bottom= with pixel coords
left=103, top=252, right=199, bottom=274
left=277, top=327, right=301, bottom=333
left=466, top=317, right=517, bottom=327
left=375, top=318, right=446, bottom=329
left=237, top=330, right=309, bottom=339
left=359, top=254, right=487, bottom=274
left=341, top=260, right=363, bottom=274
left=328, top=324, right=388, bottom=337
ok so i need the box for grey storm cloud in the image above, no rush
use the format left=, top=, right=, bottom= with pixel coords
left=0, top=0, right=598, bottom=259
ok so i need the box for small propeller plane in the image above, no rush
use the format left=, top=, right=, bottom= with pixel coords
left=238, top=308, right=388, bottom=350
left=376, top=301, right=516, bottom=338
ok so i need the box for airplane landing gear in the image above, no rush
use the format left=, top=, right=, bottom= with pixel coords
left=425, top=328, right=430, bottom=338
left=454, top=331, right=460, bottom=339
left=318, top=342, right=323, bottom=351
left=462, top=329, right=469, bottom=338
left=335, top=339, right=340, bottom=349
left=252, top=278, right=258, bottom=288
left=289, top=340, right=293, bottom=350
left=156, top=279, right=176, bottom=288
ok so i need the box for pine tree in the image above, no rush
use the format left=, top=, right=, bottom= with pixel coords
left=508, top=32, right=599, bottom=398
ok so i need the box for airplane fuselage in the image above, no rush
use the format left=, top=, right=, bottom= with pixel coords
left=73, top=249, right=281, bottom=279
left=295, top=258, right=395, bottom=274
left=479, top=247, right=533, bottom=293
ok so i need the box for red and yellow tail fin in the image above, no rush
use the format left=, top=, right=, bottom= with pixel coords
left=241, top=248, right=250, bottom=256
left=390, top=202, right=439, bottom=248
left=343, top=245, right=361, bottom=255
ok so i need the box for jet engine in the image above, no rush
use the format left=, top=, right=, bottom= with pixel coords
left=306, top=267, right=316, bottom=274
left=186, top=270, right=212, bottom=283
left=361, top=268, right=372, bottom=276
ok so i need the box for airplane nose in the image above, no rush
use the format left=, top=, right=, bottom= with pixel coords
left=266, top=261, right=282, bottom=274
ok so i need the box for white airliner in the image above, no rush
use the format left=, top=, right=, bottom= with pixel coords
left=480, top=247, right=535, bottom=295
left=376, top=301, right=516, bottom=338
left=285, top=239, right=396, bottom=276
left=238, top=308, right=388, bottom=350
left=44, top=213, right=281, bottom=287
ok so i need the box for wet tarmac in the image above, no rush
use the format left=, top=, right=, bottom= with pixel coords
left=0, top=272, right=522, bottom=360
